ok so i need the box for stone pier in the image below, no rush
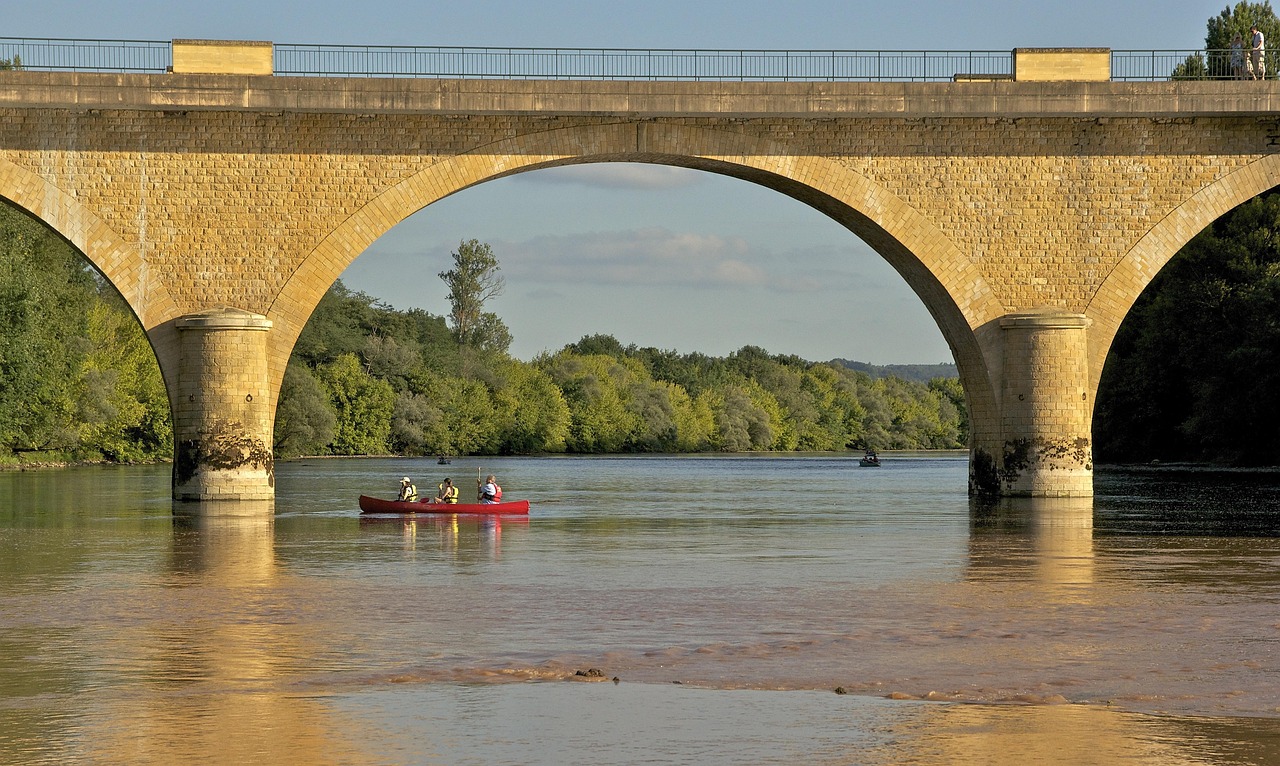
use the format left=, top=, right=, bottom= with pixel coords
left=172, top=308, right=275, bottom=502
left=993, top=309, right=1094, bottom=497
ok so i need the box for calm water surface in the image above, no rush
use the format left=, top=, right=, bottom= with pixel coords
left=2, top=455, right=1280, bottom=764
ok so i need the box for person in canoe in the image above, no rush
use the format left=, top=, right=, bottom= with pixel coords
left=478, top=474, right=503, bottom=504
left=397, top=477, right=419, bottom=502
left=434, top=477, right=459, bottom=504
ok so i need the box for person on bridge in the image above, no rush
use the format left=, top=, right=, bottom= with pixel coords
left=398, top=477, right=419, bottom=502
left=478, top=474, right=503, bottom=504
left=434, top=478, right=459, bottom=504
left=1250, top=25, right=1266, bottom=80
left=1232, top=32, right=1247, bottom=79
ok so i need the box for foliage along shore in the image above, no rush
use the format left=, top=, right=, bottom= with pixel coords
left=273, top=275, right=969, bottom=459
left=0, top=213, right=967, bottom=466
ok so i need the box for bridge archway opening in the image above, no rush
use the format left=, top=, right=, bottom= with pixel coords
left=1093, top=187, right=1280, bottom=468
left=282, top=159, right=972, bottom=462
left=350, top=161, right=953, bottom=368
left=0, top=196, right=172, bottom=468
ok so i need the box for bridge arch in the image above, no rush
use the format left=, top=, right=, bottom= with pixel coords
left=0, top=158, right=180, bottom=331
left=0, top=157, right=183, bottom=393
left=270, top=121, right=1008, bottom=455
left=1086, top=153, right=1280, bottom=391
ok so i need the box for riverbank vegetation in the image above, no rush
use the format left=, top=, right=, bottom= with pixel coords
left=0, top=205, right=171, bottom=467
left=274, top=274, right=968, bottom=458
left=1095, top=191, right=1280, bottom=465
left=0, top=215, right=965, bottom=465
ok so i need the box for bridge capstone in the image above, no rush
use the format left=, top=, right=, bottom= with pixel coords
left=2, top=63, right=1277, bottom=505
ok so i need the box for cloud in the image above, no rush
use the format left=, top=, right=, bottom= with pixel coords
left=497, top=228, right=825, bottom=291
left=512, top=163, right=706, bottom=190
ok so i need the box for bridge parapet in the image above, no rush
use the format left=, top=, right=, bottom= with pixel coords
left=0, top=37, right=1259, bottom=82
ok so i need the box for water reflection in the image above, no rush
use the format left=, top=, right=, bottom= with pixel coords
left=170, top=509, right=276, bottom=580
left=66, top=513, right=376, bottom=765
left=877, top=701, right=1271, bottom=765
left=968, top=496, right=1095, bottom=594
left=358, top=513, right=529, bottom=562
left=172, top=497, right=276, bottom=519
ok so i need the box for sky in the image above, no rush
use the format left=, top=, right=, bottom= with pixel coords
left=9, top=0, right=1217, bottom=363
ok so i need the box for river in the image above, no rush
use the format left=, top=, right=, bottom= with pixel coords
left=2, top=454, right=1279, bottom=764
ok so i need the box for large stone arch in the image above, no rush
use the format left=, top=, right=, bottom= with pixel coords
left=269, top=121, right=1007, bottom=447
left=1085, top=153, right=1280, bottom=392
left=0, top=158, right=180, bottom=329
left=0, top=157, right=183, bottom=392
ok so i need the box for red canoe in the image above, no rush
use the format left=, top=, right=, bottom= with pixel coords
left=358, top=495, right=530, bottom=515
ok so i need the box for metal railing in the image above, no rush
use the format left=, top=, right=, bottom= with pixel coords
left=0, top=37, right=170, bottom=73
left=272, top=45, right=1014, bottom=81
left=1112, top=48, right=1277, bottom=80
left=1, top=38, right=1277, bottom=82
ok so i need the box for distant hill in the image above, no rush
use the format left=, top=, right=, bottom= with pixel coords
left=829, top=359, right=958, bottom=383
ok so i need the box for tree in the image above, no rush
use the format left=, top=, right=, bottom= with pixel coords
left=1175, top=2, right=1280, bottom=79
left=363, top=335, right=420, bottom=391
left=74, top=300, right=172, bottom=462
left=0, top=205, right=95, bottom=454
left=490, top=360, right=571, bottom=454
left=315, top=353, right=395, bottom=455
left=0, top=55, right=20, bottom=71
left=567, top=334, right=629, bottom=358
left=291, top=280, right=381, bottom=367
left=539, top=351, right=643, bottom=453
left=1095, top=190, right=1280, bottom=464
left=438, top=239, right=511, bottom=353
left=274, top=362, right=337, bottom=457
left=412, top=374, right=501, bottom=456
left=709, top=383, right=779, bottom=451
left=389, top=391, right=441, bottom=455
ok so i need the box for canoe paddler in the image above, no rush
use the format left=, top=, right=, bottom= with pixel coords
left=434, top=478, right=459, bottom=504
left=397, top=476, right=419, bottom=502
left=478, top=474, right=502, bottom=504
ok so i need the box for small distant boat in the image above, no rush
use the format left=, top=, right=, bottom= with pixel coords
left=359, top=495, right=530, bottom=515
left=859, top=450, right=881, bottom=467
left=437, top=455, right=451, bottom=465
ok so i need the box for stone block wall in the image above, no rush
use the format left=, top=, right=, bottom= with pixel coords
left=1013, top=48, right=1111, bottom=81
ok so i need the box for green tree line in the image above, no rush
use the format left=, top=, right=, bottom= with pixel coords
left=274, top=277, right=969, bottom=458
left=0, top=205, right=170, bottom=465
left=0, top=216, right=968, bottom=465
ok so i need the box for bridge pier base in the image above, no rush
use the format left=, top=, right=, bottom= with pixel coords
left=976, top=309, right=1094, bottom=497
left=172, top=308, right=275, bottom=503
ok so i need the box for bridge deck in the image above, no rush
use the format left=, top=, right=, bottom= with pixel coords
left=2, top=71, right=1279, bottom=117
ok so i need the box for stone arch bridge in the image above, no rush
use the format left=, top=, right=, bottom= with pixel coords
left=2, top=46, right=1277, bottom=503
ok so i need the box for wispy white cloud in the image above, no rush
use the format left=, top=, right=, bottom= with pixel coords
left=512, top=163, right=706, bottom=190
left=496, top=228, right=826, bottom=291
